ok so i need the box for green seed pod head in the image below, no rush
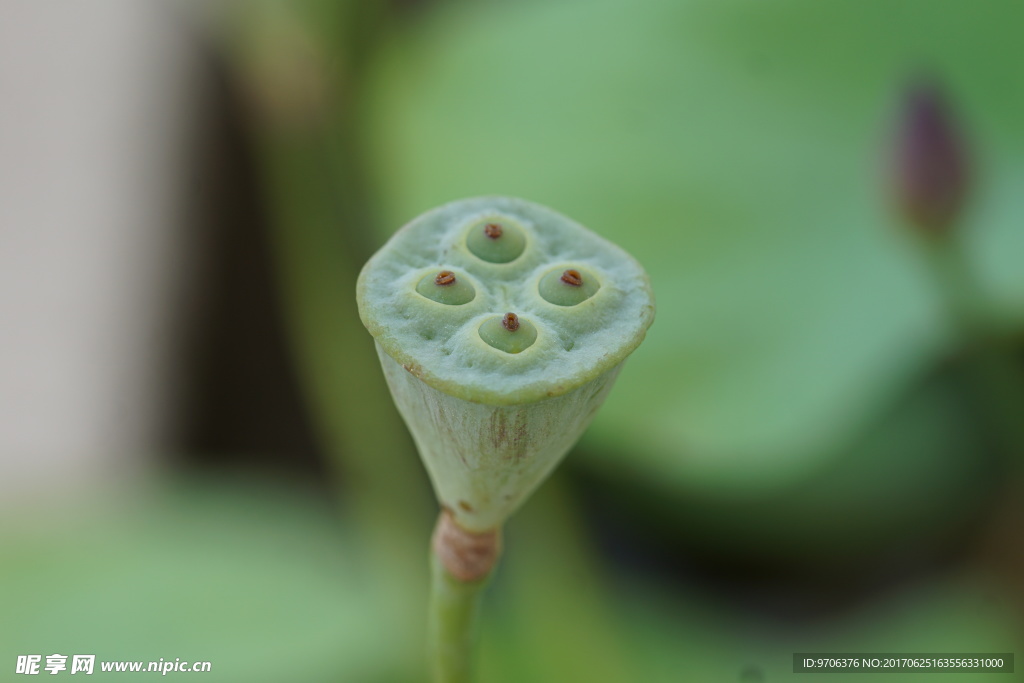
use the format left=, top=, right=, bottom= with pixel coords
left=357, top=196, right=654, bottom=530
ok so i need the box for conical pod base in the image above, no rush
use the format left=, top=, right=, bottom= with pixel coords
left=378, top=343, right=622, bottom=531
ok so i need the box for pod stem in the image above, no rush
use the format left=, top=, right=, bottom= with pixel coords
left=428, top=510, right=501, bottom=683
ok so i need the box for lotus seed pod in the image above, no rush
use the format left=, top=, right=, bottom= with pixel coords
left=357, top=196, right=654, bottom=531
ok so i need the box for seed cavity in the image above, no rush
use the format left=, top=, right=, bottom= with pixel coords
left=561, top=269, right=583, bottom=286
left=466, top=216, right=527, bottom=263
left=479, top=313, right=537, bottom=354
left=539, top=266, right=600, bottom=306
left=416, top=269, right=475, bottom=305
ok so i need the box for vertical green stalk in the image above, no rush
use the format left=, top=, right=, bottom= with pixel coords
left=922, top=239, right=1024, bottom=456
left=428, top=552, right=491, bottom=683
left=427, top=510, right=501, bottom=683
left=894, top=76, right=1024, bottom=458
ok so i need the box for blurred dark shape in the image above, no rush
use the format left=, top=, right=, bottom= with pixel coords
left=893, top=76, right=970, bottom=235
left=173, top=39, right=325, bottom=480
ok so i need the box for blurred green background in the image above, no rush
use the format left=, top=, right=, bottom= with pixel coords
left=2, top=0, right=1023, bottom=681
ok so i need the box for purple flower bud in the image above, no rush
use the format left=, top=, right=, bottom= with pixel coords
left=893, top=77, right=970, bottom=235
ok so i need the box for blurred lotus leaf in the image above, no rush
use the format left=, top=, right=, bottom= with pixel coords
left=0, top=483, right=395, bottom=682
left=360, top=0, right=1024, bottom=550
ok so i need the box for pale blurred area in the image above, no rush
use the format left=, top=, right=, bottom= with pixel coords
left=0, top=0, right=196, bottom=505
left=0, top=7, right=389, bottom=679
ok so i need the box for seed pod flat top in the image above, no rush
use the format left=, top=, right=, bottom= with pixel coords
left=357, top=196, right=655, bottom=406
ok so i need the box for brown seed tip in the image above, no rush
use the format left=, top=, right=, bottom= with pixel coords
left=502, top=312, right=520, bottom=332
left=434, top=270, right=456, bottom=286
left=484, top=223, right=503, bottom=239
left=561, top=269, right=583, bottom=286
